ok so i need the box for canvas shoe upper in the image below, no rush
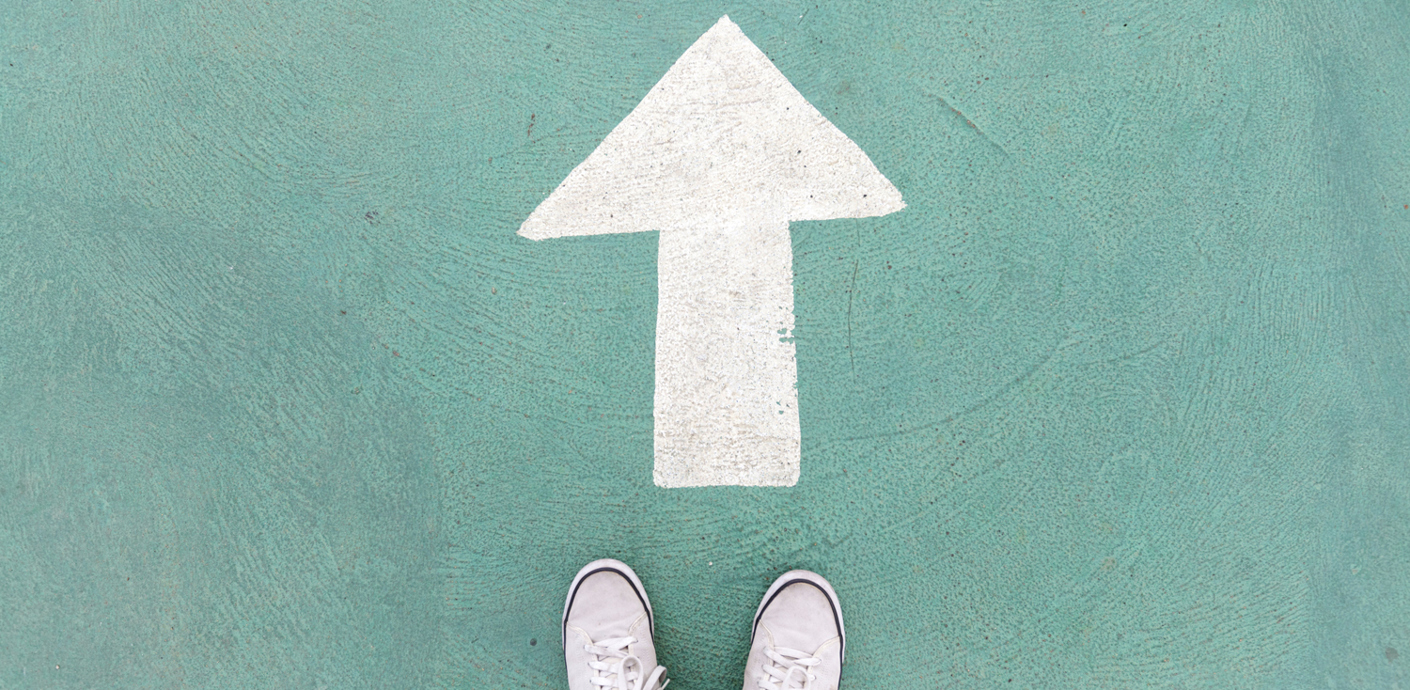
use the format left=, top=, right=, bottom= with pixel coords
left=741, top=570, right=845, bottom=690
left=563, top=559, right=670, bottom=690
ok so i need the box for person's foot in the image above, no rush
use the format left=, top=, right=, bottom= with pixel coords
left=742, top=570, right=845, bottom=690
left=563, top=559, right=670, bottom=690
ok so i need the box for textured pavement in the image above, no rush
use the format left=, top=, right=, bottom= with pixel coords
left=2, top=1, right=1408, bottom=687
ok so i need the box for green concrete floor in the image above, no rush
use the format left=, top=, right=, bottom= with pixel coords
left=3, top=1, right=1408, bottom=687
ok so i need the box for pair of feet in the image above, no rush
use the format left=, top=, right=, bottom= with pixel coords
left=563, top=559, right=845, bottom=690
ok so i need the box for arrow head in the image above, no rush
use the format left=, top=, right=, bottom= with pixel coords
left=520, top=16, right=904, bottom=240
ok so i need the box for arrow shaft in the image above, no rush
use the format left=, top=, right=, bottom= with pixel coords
left=652, top=216, right=800, bottom=487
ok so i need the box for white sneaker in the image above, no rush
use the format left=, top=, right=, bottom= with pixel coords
left=741, top=570, right=845, bottom=690
left=563, top=559, right=670, bottom=690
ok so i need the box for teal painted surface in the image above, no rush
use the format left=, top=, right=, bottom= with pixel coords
left=2, top=0, right=1408, bottom=687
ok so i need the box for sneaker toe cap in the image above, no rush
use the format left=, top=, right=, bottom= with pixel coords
left=758, top=582, right=841, bottom=653
left=565, top=569, right=652, bottom=642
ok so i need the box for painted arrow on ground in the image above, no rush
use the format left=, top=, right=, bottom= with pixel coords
left=520, top=16, right=904, bottom=487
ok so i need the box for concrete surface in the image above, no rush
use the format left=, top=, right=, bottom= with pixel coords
left=2, top=1, right=1408, bottom=688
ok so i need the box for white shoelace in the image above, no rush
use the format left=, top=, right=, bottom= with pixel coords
left=755, top=645, right=821, bottom=690
left=583, top=636, right=670, bottom=690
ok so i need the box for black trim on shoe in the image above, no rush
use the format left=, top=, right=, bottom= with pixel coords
left=750, top=579, right=845, bottom=661
left=562, top=567, right=654, bottom=648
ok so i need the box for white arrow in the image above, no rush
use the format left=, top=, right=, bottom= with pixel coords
left=520, top=16, right=904, bottom=487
